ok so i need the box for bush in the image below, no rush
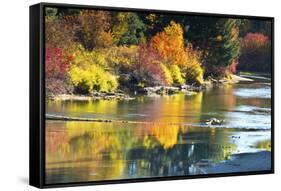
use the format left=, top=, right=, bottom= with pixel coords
left=46, top=46, right=73, bottom=78
left=170, top=65, right=185, bottom=85
left=160, top=64, right=173, bottom=85
left=185, top=63, right=204, bottom=85
left=69, top=64, right=118, bottom=93
left=133, top=44, right=166, bottom=86
left=241, top=33, right=269, bottom=48
left=72, top=45, right=106, bottom=67
left=102, top=45, right=138, bottom=71
left=238, top=33, right=271, bottom=72
left=184, top=44, right=204, bottom=85
left=68, top=46, right=118, bottom=93
left=45, top=45, right=73, bottom=95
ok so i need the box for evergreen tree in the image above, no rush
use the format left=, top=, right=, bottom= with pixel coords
left=208, top=19, right=240, bottom=67
left=118, top=13, right=146, bottom=45
left=183, top=18, right=241, bottom=77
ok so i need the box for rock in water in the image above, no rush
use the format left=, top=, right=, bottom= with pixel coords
left=205, top=118, right=224, bottom=125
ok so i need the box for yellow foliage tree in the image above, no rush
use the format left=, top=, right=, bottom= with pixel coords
left=150, top=21, right=204, bottom=85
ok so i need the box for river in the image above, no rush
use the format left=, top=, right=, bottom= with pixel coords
left=45, top=73, right=271, bottom=184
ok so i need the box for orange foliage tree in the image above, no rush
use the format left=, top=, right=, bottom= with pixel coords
left=150, top=21, right=204, bottom=85
left=77, top=10, right=113, bottom=50
left=150, top=21, right=187, bottom=67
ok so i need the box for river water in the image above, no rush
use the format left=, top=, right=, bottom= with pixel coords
left=45, top=74, right=271, bottom=184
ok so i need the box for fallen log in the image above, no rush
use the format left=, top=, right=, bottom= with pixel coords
left=46, top=114, right=188, bottom=126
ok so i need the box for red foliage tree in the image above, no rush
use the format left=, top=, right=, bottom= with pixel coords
left=45, top=46, right=73, bottom=78
left=45, top=45, right=74, bottom=95
left=134, top=44, right=166, bottom=86
left=239, top=33, right=271, bottom=72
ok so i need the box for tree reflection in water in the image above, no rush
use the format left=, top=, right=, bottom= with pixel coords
left=46, top=121, right=236, bottom=183
left=46, top=81, right=271, bottom=183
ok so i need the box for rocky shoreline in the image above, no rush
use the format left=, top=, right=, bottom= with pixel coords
left=48, top=74, right=253, bottom=101
left=48, top=91, right=135, bottom=101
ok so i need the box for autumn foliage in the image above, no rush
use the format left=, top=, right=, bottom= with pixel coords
left=151, top=21, right=187, bottom=66
left=134, top=44, right=166, bottom=86
left=150, top=22, right=204, bottom=85
left=241, top=33, right=269, bottom=48
left=45, top=46, right=73, bottom=78
left=238, top=33, right=271, bottom=72
left=45, top=46, right=74, bottom=95
left=44, top=8, right=271, bottom=96
left=77, top=10, right=113, bottom=49
left=68, top=46, right=118, bottom=93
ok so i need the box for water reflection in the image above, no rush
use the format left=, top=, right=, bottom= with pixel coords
left=46, top=76, right=271, bottom=183
left=47, top=92, right=204, bottom=124
left=46, top=121, right=238, bottom=183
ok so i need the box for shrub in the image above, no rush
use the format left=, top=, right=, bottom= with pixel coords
left=69, top=64, right=118, bottom=93
left=72, top=45, right=106, bottom=66
left=46, top=46, right=73, bottom=78
left=133, top=44, right=166, bottom=86
left=238, top=33, right=271, bottom=72
left=68, top=46, right=118, bottom=93
left=102, top=45, right=138, bottom=70
left=160, top=64, right=173, bottom=85
left=185, top=62, right=204, bottom=85
left=184, top=44, right=204, bottom=85
left=170, top=65, right=185, bottom=85
left=241, top=33, right=269, bottom=48
left=45, top=45, right=73, bottom=95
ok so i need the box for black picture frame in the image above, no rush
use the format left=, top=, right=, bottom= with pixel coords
left=30, top=2, right=275, bottom=188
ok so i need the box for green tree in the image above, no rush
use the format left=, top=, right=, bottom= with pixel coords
left=208, top=19, right=240, bottom=67
left=184, top=18, right=241, bottom=77
left=117, top=13, right=146, bottom=45
left=111, top=12, right=130, bottom=44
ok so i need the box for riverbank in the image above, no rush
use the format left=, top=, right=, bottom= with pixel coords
left=48, top=92, right=135, bottom=101
left=47, top=74, right=253, bottom=101
left=205, top=74, right=254, bottom=85
left=198, top=151, right=271, bottom=174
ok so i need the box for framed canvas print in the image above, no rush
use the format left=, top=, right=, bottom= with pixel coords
left=29, top=2, right=274, bottom=188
